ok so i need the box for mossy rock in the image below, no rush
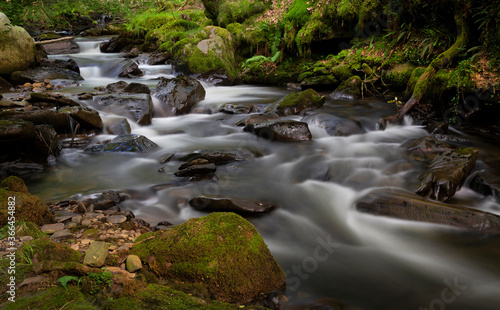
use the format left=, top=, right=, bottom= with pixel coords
left=18, top=237, right=83, bottom=264
left=3, top=286, right=97, bottom=310
left=0, top=176, right=54, bottom=226
left=131, top=212, right=285, bottom=304
left=330, top=64, right=353, bottom=81
left=404, top=67, right=426, bottom=98
left=300, top=74, right=339, bottom=90
left=383, top=63, right=417, bottom=90
left=331, top=75, right=362, bottom=99
left=203, top=0, right=271, bottom=27
left=265, top=88, right=325, bottom=116
left=0, top=13, right=37, bottom=75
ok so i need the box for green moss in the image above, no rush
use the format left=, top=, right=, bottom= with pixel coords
left=265, top=88, right=325, bottom=115
left=333, top=75, right=362, bottom=98
left=383, top=63, right=417, bottom=90
left=330, top=64, right=353, bottom=81
left=300, top=74, right=339, bottom=88
left=131, top=212, right=285, bottom=304
left=0, top=220, right=44, bottom=239
left=18, top=237, right=83, bottom=263
left=4, top=286, right=97, bottom=310
left=82, top=228, right=99, bottom=239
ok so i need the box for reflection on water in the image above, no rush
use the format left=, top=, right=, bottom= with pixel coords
left=29, top=37, right=500, bottom=310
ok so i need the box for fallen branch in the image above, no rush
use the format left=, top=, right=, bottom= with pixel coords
left=35, top=36, right=74, bottom=45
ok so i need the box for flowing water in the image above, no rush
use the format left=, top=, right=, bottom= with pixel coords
left=28, top=38, right=500, bottom=310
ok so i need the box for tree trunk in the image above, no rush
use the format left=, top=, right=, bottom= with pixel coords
left=399, top=0, right=469, bottom=118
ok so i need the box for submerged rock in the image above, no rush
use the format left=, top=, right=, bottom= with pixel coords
left=131, top=212, right=286, bottom=304
left=85, top=134, right=159, bottom=153
left=265, top=88, right=325, bottom=116
left=93, top=93, right=153, bottom=125
left=302, top=113, right=363, bottom=136
left=355, top=187, right=500, bottom=234
left=244, top=120, right=312, bottom=141
left=155, top=76, right=206, bottom=116
left=189, top=195, right=276, bottom=215
left=416, top=148, right=478, bottom=202
left=105, top=117, right=131, bottom=135
left=403, top=136, right=455, bottom=162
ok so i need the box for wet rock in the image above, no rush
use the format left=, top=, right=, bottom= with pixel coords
left=355, top=187, right=500, bottom=234
left=123, top=47, right=140, bottom=58
left=147, top=52, right=171, bottom=65
left=403, top=136, right=455, bottom=162
left=239, top=112, right=279, bottom=126
left=0, top=162, right=44, bottom=178
left=85, top=134, right=159, bottom=153
left=219, top=103, right=252, bottom=114
left=41, top=223, right=65, bottom=234
left=39, top=58, right=80, bottom=73
left=174, top=163, right=216, bottom=177
left=32, top=124, right=61, bottom=161
left=330, top=75, right=362, bottom=99
left=83, top=241, right=108, bottom=267
left=469, top=173, right=500, bottom=200
left=131, top=212, right=286, bottom=304
left=60, top=106, right=104, bottom=131
left=265, top=88, right=325, bottom=116
left=244, top=120, right=312, bottom=142
left=123, top=82, right=151, bottom=95
left=105, top=117, right=131, bottom=135
left=0, top=12, right=37, bottom=75
left=189, top=196, right=276, bottom=215
left=0, top=110, right=71, bottom=133
left=100, top=36, right=143, bottom=53
left=302, top=114, right=363, bottom=136
left=93, top=93, right=153, bottom=125
left=126, top=254, right=142, bottom=272
left=118, top=60, right=143, bottom=78
left=0, top=118, right=35, bottom=141
left=106, top=81, right=129, bottom=93
left=155, top=76, right=206, bottom=116
left=11, top=67, right=84, bottom=84
left=197, top=70, right=234, bottom=86
left=416, top=148, right=478, bottom=202
left=179, top=150, right=260, bottom=165
left=40, top=39, right=80, bottom=55
left=28, top=92, right=80, bottom=108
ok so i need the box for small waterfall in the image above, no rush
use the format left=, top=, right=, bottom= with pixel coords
left=76, top=40, right=103, bottom=54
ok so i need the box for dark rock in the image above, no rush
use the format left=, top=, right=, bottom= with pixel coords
left=239, top=113, right=279, bottom=126
left=244, top=120, right=312, bottom=142
left=469, top=173, right=500, bottom=201
left=330, top=75, right=362, bottom=99
left=63, top=106, right=103, bottom=131
left=355, top=187, right=500, bottom=234
left=302, top=113, right=363, bottom=136
left=28, top=92, right=81, bottom=108
left=106, top=81, right=129, bottom=93
left=416, top=148, right=479, bottom=202
left=197, top=70, right=233, bottom=86
left=11, top=67, right=84, bottom=84
left=265, top=88, right=325, bottom=116
left=32, top=125, right=61, bottom=161
left=155, top=76, right=206, bottom=116
left=41, top=40, right=80, bottom=55
left=147, top=52, right=171, bottom=65
left=179, top=150, right=260, bottom=165
left=0, top=162, right=44, bottom=178
left=300, top=74, right=339, bottom=91
left=219, top=103, right=252, bottom=114
left=123, top=82, right=151, bottom=95
left=39, top=58, right=80, bottom=74
left=105, top=117, right=131, bottom=135
left=174, top=163, right=216, bottom=177
left=403, top=136, right=455, bottom=162
left=0, top=119, right=35, bottom=142
left=93, top=200, right=116, bottom=211
left=0, top=76, right=13, bottom=93
left=96, top=190, right=122, bottom=204
left=123, top=48, right=140, bottom=58
left=118, top=60, right=143, bottom=78
left=189, top=195, right=276, bottom=215
left=85, top=134, right=159, bottom=153
left=100, top=36, right=143, bottom=53
left=377, top=114, right=402, bottom=130
left=93, top=93, right=153, bottom=125
left=0, top=110, right=71, bottom=133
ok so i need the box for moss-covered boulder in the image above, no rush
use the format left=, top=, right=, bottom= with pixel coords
left=4, top=286, right=97, bottom=310
left=202, top=0, right=270, bottom=27
left=0, top=12, right=37, bottom=76
left=0, top=176, right=54, bottom=226
left=383, top=63, right=416, bottom=91
left=18, top=236, right=83, bottom=264
left=131, top=212, right=285, bottom=304
left=265, top=88, right=325, bottom=116
left=330, top=75, right=362, bottom=99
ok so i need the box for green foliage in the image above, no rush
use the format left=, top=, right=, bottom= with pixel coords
left=57, top=275, right=80, bottom=290
left=0, top=220, right=44, bottom=239
left=83, top=269, right=113, bottom=295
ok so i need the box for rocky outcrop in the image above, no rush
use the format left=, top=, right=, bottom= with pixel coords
left=0, top=13, right=37, bottom=76
left=355, top=187, right=500, bottom=234
left=131, top=212, right=286, bottom=304
left=416, top=148, right=478, bottom=202
left=154, top=76, right=206, bottom=116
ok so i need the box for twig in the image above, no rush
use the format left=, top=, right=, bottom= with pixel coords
left=35, top=36, right=75, bottom=45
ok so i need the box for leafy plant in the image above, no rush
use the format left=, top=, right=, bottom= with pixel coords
left=57, top=275, right=80, bottom=290
left=84, top=269, right=113, bottom=295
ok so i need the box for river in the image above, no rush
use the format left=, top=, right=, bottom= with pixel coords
left=26, top=37, right=500, bottom=310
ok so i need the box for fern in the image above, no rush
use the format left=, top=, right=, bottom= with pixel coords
left=57, top=276, right=80, bottom=290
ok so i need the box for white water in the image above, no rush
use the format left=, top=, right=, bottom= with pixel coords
left=31, top=37, right=500, bottom=310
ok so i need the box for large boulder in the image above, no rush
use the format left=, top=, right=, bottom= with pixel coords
left=265, top=88, right=325, bottom=116
left=155, top=76, right=206, bottom=116
left=0, top=176, right=54, bottom=226
left=202, top=0, right=270, bottom=27
left=40, top=39, right=80, bottom=55
left=330, top=75, right=362, bottom=99
left=11, top=67, right=84, bottom=84
left=0, top=13, right=37, bottom=76
left=355, top=187, right=500, bottom=234
left=131, top=212, right=286, bottom=304
left=416, top=148, right=478, bottom=202
left=93, top=93, right=153, bottom=125
left=85, top=134, right=159, bottom=153
left=182, top=26, right=238, bottom=82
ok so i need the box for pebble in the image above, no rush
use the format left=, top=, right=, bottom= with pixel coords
left=108, top=215, right=127, bottom=224
left=81, top=219, right=91, bottom=226
left=41, top=223, right=65, bottom=234
left=51, top=229, right=75, bottom=240
left=71, top=215, right=83, bottom=224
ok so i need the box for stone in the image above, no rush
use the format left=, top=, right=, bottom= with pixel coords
left=416, top=148, right=478, bottom=202
left=19, top=275, right=49, bottom=287
left=71, top=215, right=83, bottom=224
left=108, top=215, right=127, bottom=224
left=118, top=60, right=143, bottom=77
left=403, top=136, right=455, bottom=162
left=123, top=82, right=151, bottom=95
left=147, top=52, right=170, bottom=65
left=155, top=75, right=206, bottom=116
left=219, top=103, right=252, bottom=114
left=0, top=13, right=37, bottom=75
left=302, top=113, right=363, bottom=136
left=105, top=117, right=131, bottom=135
left=105, top=266, right=136, bottom=279
left=11, top=67, right=84, bottom=84
left=51, top=229, right=75, bottom=240
left=93, top=93, right=153, bottom=125
left=27, top=92, right=80, bottom=107
left=330, top=75, right=362, bottom=99
left=83, top=241, right=109, bottom=267
left=265, top=88, right=325, bottom=116
left=131, top=212, right=286, bottom=304
left=41, top=39, right=80, bottom=55
left=355, top=188, right=500, bottom=234
left=85, top=134, right=159, bottom=153
left=174, top=163, right=216, bottom=177
left=189, top=196, right=276, bottom=215
left=0, top=119, right=35, bottom=142
left=41, top=223, right=65, bottom=234
left=244, top=120, right=312, bottom=141
left=125, top=254, right=142, bottom=272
